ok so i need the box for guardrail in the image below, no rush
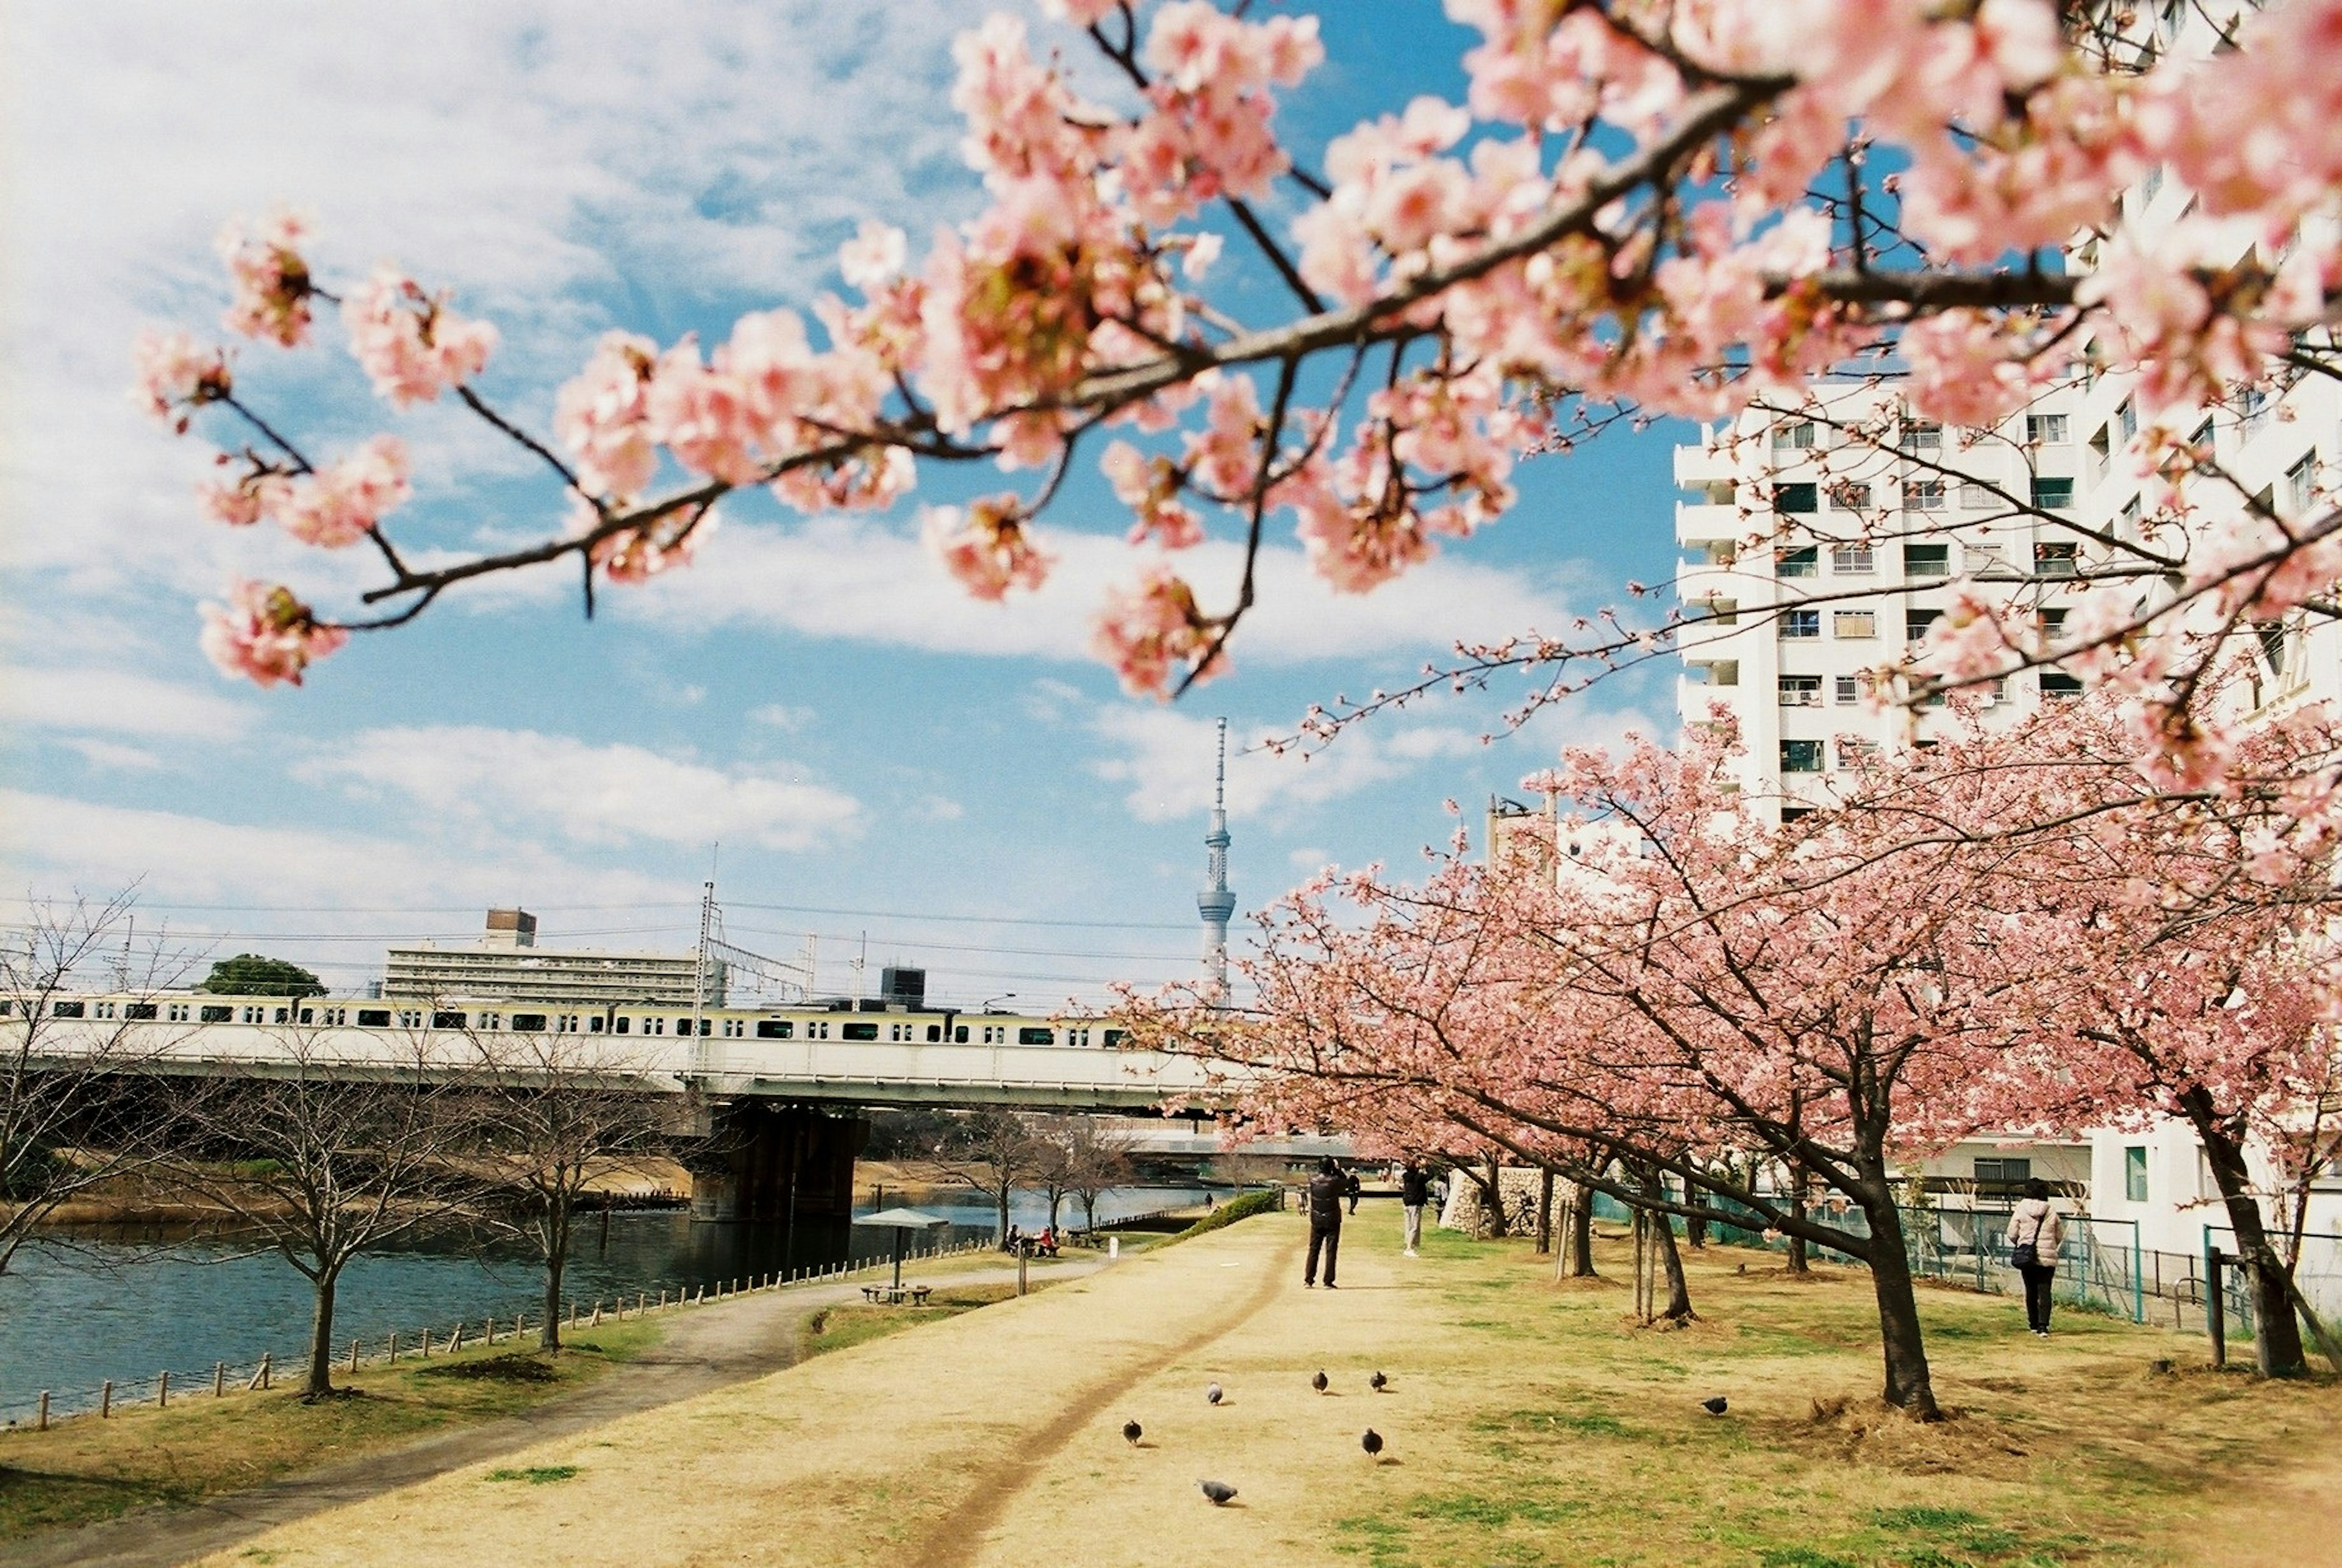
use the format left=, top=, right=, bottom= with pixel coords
left=0, top=1236, right=1009, bottom=1432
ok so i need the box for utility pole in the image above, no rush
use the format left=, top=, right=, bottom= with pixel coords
left=1197, top=717, right=1235, bottom=1001
left=690, top=878, right=715, bottom=1076
left=851, top=931, right=867, bottom=1006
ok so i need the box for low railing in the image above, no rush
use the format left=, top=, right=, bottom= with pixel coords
left=0, top=1235, right=1009, bottom=1432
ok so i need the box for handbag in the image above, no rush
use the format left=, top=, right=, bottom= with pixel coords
left=2007, top=1208, right=2044, bottom=1269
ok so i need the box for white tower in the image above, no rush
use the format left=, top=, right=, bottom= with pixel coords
left=1197, top=717, right=1235, bottom=999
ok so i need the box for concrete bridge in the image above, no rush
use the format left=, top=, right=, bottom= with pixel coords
left=10, top=995, right=1247, bottom=1233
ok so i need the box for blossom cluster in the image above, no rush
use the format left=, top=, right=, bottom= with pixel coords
left=198, top=581, right=347, bottom=687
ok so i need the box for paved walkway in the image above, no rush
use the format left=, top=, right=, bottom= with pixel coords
left=2, top=1255, right=1097, bottom=1568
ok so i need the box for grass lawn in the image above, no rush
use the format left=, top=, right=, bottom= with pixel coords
left=0, top=1315, right=663, bottom=1541
left=165, top=1212, right=2341, bottom=1568
left=798, top=1281, right=1056, bottom=1359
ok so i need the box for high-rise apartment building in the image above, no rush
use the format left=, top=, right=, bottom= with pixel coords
left=383, top=908, right=725, bottom=1007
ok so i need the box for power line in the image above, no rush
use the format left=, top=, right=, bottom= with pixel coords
left=51, top=898, right=1201, bottom=933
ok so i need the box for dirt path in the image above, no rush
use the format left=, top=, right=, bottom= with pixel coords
left=2, top=1256, right=1095, bottom=1568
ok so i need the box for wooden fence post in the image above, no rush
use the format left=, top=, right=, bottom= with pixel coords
left=388, top=1333, right=398, bottom=1364
left=2207, top=1245, right=2228, bottom=1369
left=157, top=1370, right=168, bottom=1409
left=249, top=1353, right=271, bottom=1391
left=347, top=1339, right=359, bottom=1374
left=214, top=1361, right=226, bottom=1397
left=100, top=1380, right=112, bottom=1419
left=450, top=1323, right=465, bottom=1353
left=36, top=1391, right=48, bottom=1431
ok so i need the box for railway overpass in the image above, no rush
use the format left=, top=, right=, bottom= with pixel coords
left=9, top=1003, right=1248, bottom=1230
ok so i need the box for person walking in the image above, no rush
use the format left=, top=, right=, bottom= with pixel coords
left=1305, top=1156, right=1345, bottom=1289
left=1345, top=1168, right=1363, bottom=1216
left=1400, top=1162, right=1431, bottom=1258
left=2006, top=1178, right=2066, bottom=1336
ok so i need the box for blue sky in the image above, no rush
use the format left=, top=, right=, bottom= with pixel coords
left=0, top=2, right=1685, bottom=1008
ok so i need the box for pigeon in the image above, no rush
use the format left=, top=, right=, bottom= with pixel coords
left=1361, top=1427, right=1384, bottom=1460
left=1700, top=1396, right=1728, bottom=1416
left=1198, top=1479, right=1237, bottom=1506
left=1123, top=1418, right=1143, bottom=1446
left=1206, top=1382, right=1223, bottom=1405
left=1312, top=1369, right=1329, bottom=1394
left=1369, top=1370, right=1388, bottom=1392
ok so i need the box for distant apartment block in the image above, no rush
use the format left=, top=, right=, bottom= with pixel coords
left=383, top=907, right=725, bottom=1006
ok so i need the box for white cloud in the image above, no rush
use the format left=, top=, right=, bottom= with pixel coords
left=917, top=795, right=966, bottom=822
left=1, top=665, right=255, bottom=739
left=748, top=703, right=815, bottom=732
left=60, top=739, right=166, bottom=772
left=293, top=725, right=861, bottom=853
left=629, top=514, right=1583, bottom=668
left=1084, top=703, right=1484, bottom=825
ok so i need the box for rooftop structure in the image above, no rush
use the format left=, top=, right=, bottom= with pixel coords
left=384, top=908, right=725, bottom=1007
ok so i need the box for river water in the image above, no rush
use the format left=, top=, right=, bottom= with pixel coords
left=0, top=1184, right=1208, bottom=1423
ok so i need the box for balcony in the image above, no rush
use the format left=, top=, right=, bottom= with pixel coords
left=1674, top=499, right=1741, bottom=542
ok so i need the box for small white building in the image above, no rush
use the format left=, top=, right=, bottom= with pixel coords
left=383, top=908, right=724, bottom=1007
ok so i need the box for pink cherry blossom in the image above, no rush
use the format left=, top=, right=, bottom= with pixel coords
left=200, top=580, right=347, bottom=687
left=924, top=496, right=1053, bottom=601
left=1090, top=563, right=1224, bottom=696
left=198, top=459, right=291, bottom=528
left=131, top=331, right=232, bottom=433
left=839, top=220, right=909, bottom=293
left=342, top=268, right=499, bottom=407
left=276, top=436, right=411, bottom=548
left=1101, top=440, right=1204, bottom=549
left=216, top=213, right=317, bottom=347
left=555, top=332, right=662, bottom=500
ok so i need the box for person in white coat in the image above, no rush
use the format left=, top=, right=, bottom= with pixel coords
left=2007, top=1178, right=2066, bottom=1336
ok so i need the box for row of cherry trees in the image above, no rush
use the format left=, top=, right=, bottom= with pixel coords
left=132, top=1, right=2342, bottom=801
left=1130, top=693, right=2342, bottom=1416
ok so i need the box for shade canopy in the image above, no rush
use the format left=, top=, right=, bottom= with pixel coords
left=861, top=1208, right=950, bottom=1229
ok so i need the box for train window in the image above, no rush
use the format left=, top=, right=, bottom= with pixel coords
left=1103, top=1029, right=1125, bottom=1048
left=198, top=1004, right=231, bottom=1023
left=273, top=1008, right=290, bottom=1023
left=756, top=1020, right=793, bottom=1039
left=477, top=1012, right=502, bottom=1031
left=398, top=1010, right=424, bottom=1029
left=512, top=1013, right=547, bottom=1031
left=298, top=1008, right=314, bottom=1024
left=240, top=1006, right=263, bottom=1023
left=1018, top=1027, right=1053, bottom=1045
left=94, top=1002, right=116, bottom=1019
left=0, top=1001, right=11, bottom=1016
left=52, top=1001, right=87, bottom=1018
left=925, top=1025, right=940, bottom=1042
left=358, top=1008, right=391, bottom=1027
left=168, top=1003, right=192, bottom=1022
left=954, top=1025, right=969, bottom=1043
left=125, top=1003, right=157, bottom=1021
left=432, top=1011, right=466, bottom=1029
left=609, top=1015, right=625, bottom=1033
left=722, top=1018, right=743, bottom=1037
left=842, top=1022, right=879, bottom=1041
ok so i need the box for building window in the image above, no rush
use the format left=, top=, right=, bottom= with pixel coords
left=1836, top=737, right=1880, bottom=768
left=1775, top=546, right=1819, bottom=578
left=1899, top=420, right=1942, bottom=451
left=1827, top=481, right=1872, bottom=510
left=2287, top=454, right=2318, bottom=515
left=2238, top=386, right=2270, bottom=439
left=2026, top=413, right=2068, bottom=445
left=1780, top=805, right=1818, bottom=823
left=2041, top=672, right=2084, bottom=701
left=2031, top=476, right=2074, bottom=510
left=2037, top=607, right=2069, bottom=645
left=1830, top=543, right=1874, bottom=575
left=1779, top=609, right=1821, bottom=639
left=1907, top=609, right=1943, bottom=645
left=2118, top=398, right=2137, bottom=440
left=1834, top=675, right=1864, bottom=705
left=1974, top=1157, right=2032, bottom=1195
left=2125, top=1146, right=2149, bottom=1203
left=1019, top=1027, right=1056, bottom=1045
left=1966, top=543, right=2007, bottom=576
left=1905, top=479, right=1946, bottom=512
left=1780, top=675, right=1822, bottom=707
left=1773, top=482, right=1818, bottom=514
left=2034, top=541, right=2079, bottom=577
left=2089, top=425, right=2111, bottom=481
left=1905, top=542, right=1950, bottom=577
left=1780, top=740, right=1824, bottom=773
left=1771, top=420, right=1816, bottom=450
left=1833, top=609, right=1877, bottom=639
left=1958, top=482, right=1995, bottom=509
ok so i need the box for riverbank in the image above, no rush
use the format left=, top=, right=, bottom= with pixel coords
left=0, top=1250, right=1094, bottom=1566
left=161, top=1210, right=2342, bottom=1567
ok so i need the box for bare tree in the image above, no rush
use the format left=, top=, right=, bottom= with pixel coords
left=0, top=893, right=190, bottom=1273
left=1056, top=1116, right=1137, bottom=1233
left=162, top=1030, right=492, bottom=1397
left=470, top=1029, right=674, bottom=1351
left=936, top=1109, right=1045, bottom=1244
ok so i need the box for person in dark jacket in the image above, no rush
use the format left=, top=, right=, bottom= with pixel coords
left=1345, top=1169, right=1363, bottom=1215
left=1400, top=1162, right=1431, bottom=1257
left=1305, top=1157, right=1345, bottom=1287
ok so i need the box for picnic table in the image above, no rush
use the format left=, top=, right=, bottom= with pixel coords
left=858, top=1284, right=935, bottom=1306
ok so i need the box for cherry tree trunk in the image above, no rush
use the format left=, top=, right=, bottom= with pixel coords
left=1853, top=1181, right=1939, bottom=1418
left=2182, top=1090, right=2309, bottom=1378
left=303, top=1267, right=342, bottom=1398
left=1785, top=1159, right=1811, bottom=1274
left=1480, top=1156, right=1509, bottom=1237
left=1639, top=1169, right=1695, bottom=1320
left=540, top=1227, right=569, bottom=1353
left=1568, top=1186, right=1597, bottom=1278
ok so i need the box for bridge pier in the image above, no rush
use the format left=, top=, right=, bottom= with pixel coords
left=685, top=1101, right=867, bottom=1228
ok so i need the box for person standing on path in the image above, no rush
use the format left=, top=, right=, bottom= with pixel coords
left=1345, top=1169, right=1362, bottom=1216
left=1400, top=1163, right=1430, bottom=1257
left=2007, top=1178, right=2066, bottom=1336
left=1305, top=1157, right=1345, bottom=1288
